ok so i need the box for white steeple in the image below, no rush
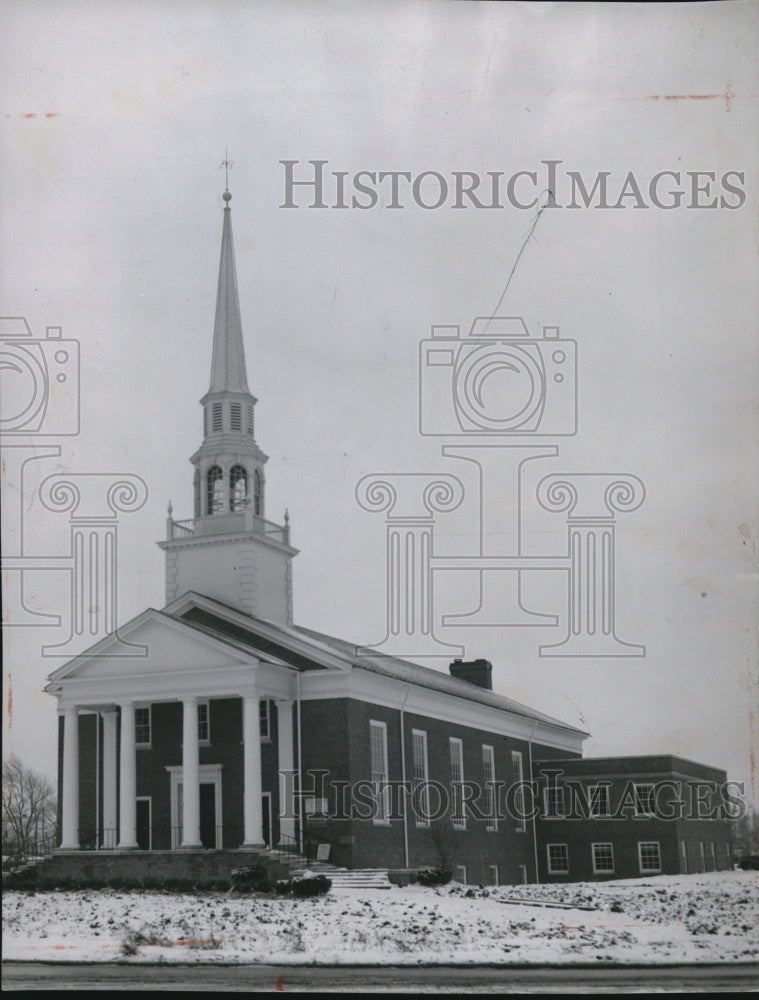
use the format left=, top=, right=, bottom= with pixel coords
left=159, top=185, right=297, bottom=624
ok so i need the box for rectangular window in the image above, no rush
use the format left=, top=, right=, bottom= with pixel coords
left=449, top=737, right=466, bottom=829
left=411, top=729, right=430, bottom=827
left=680, top=839, right=688, bottom=874
left=547, top=843, right=569, bottom=874
left=247, top=404, right=255, bottom=435
left=370, top=720, right=390, bottom=824
left=135, top=706, right=151, bottom=747
left=212, top=402, right=223, bottom=432
left=589, top=783, right=611, bottom=818
left=592, top=842, right=615, bottom=874
left=511, top=751, right=526, bottom=832
left=198, top=701, right=210, bottom=744
left=482, top=745, right=497, bottom=831
left=488, top=865, right=499, bottom=887
left=544, top=785, right=565, bottom=818
left=203, top=408, right=208, bottom=437
left=259, top=699, right=270, bottom=741
left=634, top=783, right=656, bottom=816
left=721, top=842, right=731, bottom=869
left=638, top=841, right=662, bottom=873
left=518, top=864, right=528, bottom=885
left=454, top=864, right=467, bottom=885
left=230, top=403, right=242, bottom=431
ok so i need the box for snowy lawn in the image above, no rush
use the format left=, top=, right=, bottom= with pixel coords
left=2, top=871, right=757, bottom=966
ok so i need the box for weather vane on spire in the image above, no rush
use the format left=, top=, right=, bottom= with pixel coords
left=221, top=149, right=234, bottom=192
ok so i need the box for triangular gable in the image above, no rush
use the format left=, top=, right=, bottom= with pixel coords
left=45, top=608, right=256, bottom=684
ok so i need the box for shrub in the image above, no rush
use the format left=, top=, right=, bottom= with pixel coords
left=290, top=873, right=331, bottom=897
left=417, top=866, right=452, bottom=887
left=230, top=863, right=272, bottom=893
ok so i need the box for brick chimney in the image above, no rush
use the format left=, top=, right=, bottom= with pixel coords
left=449, top=658, right=493, bottom=690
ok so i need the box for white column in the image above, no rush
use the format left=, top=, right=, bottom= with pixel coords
left=101, top=710, right=118, bottom=849
left=60, top=707, right=80, bottom=849
left=180, top=697, right=202, bottom=848
left=242, top=694, right=264, bottom=847
left=117, top=702, right=138, bottom=849
left=276, top=699, right=295, bottom=846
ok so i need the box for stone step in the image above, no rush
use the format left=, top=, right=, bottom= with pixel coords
left=291, top=867, right=392, bottom=889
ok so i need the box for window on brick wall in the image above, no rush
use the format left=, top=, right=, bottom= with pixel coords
left=198, top=701, right=210, bottom=744
left=411, top=729, right=430, bottom=827
left=511, top=751, right=526, bottom=832
left=638, top=841, right=662, bottom=873
left=592, top=842, right=614, bottom=874
left=370, top=720, right=390, bottom=824
left=589, top=783, right=611, bottom=818
left=634, top=783, right=656, bottom=816
left=449, top=737, right=465, bottom=829
left=543, top=785, right=565, bottom=818
left=259, top=700, right=270, bottom=741
left=547, top=843, right=569, bottom=874
left=482, top=744, right=497, bottom=831
left=488, top=865, right=499, bottom=886
left=454, top=864, right=467, bottom=885
left=135, top=706, right=151, bottom=747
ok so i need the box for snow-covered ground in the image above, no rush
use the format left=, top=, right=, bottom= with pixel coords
left=2, top=871, right=757, bottom=966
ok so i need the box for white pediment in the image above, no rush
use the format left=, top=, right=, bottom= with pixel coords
left=43, top=609, right=290, bottom=706
left=47, top=610, right=252, bottom=682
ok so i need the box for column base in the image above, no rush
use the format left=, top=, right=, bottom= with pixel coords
left=55, top=845, right=80, bottom=853
left=239, top=841, right=266, bottom=850
left=116, top=842, right=140, bottom=851
left=540, top=633, right=646, bottom=657
left=177, top=842, right=203, bottom=851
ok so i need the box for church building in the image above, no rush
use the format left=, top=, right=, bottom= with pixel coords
left=44, top=187, right=733, bottom=885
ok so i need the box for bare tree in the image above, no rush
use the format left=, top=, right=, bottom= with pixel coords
left=429, top=818, right=458, bottom=873
left=2, top=758, right=57, bottom=859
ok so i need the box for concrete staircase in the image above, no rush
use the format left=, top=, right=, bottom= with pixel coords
left=290, top=864, right=392, bottom=890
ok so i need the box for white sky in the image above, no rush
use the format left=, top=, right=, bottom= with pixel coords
left=2, top=1, right=758, bottom=804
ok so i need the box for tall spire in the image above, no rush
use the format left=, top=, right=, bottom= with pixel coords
left=208, top=188, right=250, bottom=395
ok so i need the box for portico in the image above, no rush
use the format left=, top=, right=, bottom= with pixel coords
left=47, top=606, right=300, bottom=854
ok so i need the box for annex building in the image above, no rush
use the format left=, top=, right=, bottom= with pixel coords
left=45, top=187, right=734, bottom=885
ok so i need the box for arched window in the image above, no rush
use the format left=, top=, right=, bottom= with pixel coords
left=229, top=465, right=248, bottom=511
left=206, top=465, right=224, bottom=515
left=254, top=468, right=263, bottom=516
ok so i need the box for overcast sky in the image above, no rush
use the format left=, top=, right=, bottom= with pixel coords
left=2, top=1, right=757, bottom=806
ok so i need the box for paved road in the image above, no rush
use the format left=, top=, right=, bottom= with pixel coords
left=3, top=962, right=758, bottom=992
